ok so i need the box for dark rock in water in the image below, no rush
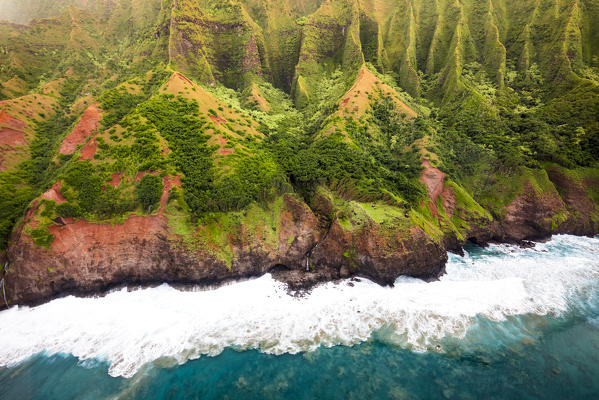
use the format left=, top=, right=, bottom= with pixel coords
left=517, top=240, right=536, bottom=249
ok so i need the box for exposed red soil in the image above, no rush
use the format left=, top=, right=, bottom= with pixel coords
left=210, top=115, right=227, bottom=125
left=420, top=158, right=455, bottom=218
left=42, top=175, right=181, bottom=251
left=23, top=201, right=40, bottom=229
left=419, top=159, right=447, bottom=217
left=161, top=175, right=182, bottom=211
left=177, top=73, right=193, bottom=86
left=217, top=135, right=227, bottom=146
left=347, top=68, right=366, bottom=93
left=0, top=109, right=27, bottom=130
left=109, top=173, right=123, bottom=187
left=0, top=128, right=25, bottom=146
left=59, top=105, right=101, bottom=155
left=420, top=159, right=446, bottom=203
left=41, top=182, right=66, bottom=204
left=78, top=138, right=97, bottom=160
left=341, top=98, right=350, bottom=107
left=48, top=213, right=167, bottom=253
left=216, top=134, right=234, bottom=155
left=440, top=185, right=457, bottom=218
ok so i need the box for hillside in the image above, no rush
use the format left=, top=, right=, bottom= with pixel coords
left=0, top=0, right=598, bottom=306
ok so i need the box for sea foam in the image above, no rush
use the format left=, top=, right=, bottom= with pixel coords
left=0, top=234, right=597, bottom=378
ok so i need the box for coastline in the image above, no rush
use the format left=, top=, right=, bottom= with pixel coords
left=2, top=227, right=597, bottom=310
left=2, top=162, right=598, bottom=309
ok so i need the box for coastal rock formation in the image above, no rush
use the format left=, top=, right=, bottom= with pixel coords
left=4, top=163, right=598, bottom=307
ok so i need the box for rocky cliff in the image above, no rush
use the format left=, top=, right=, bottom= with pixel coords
left=3, top=159, right=597, bottom=307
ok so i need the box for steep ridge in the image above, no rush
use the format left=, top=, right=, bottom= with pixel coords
left=169, top=0, right=268, bottom=88
left=292, top=0, right=364, bottom=107
left=239, top=0, right=325, bottom=91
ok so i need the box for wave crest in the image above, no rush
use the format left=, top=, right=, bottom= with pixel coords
left=0, top=234, right=598, bottom=378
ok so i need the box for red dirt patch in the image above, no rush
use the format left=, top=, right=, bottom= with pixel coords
left=342, top=98, right=350, bottom=107
left=420, top=159, right=446, bottom=203
left=210, top=115, right=227, bottom=125
left=79, top=138, right=97, bottom=160
left=41, top=182, right=66, bottom=204
left=0, top=109, right=27, bottom=130
left=177, top=73, right=193, bottom=86
left=440, top=185, right=457, bottom=218
left=216, top=135, right=234, bottom=155
left=217, top=135, right=228, bottom=146
left=420, top=159, right=447, bottom=218
left=109, top=173, right=123, bottom=187
left=161, top=175, right=181, bottom=211
left=0, top=128, right=25, bottom=146
left=59, top=104, right=101, bottom=155
left=48, top=214, right=167, bottom=253
left=219, top=148, right=234, bottom=155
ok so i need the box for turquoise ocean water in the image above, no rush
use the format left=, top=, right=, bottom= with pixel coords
left=0, top=235, right=598, bottom=399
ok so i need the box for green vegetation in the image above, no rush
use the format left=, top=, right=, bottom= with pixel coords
left=135, top=175, right=163, bottom=212
left=0, top=0, right=598, bottom=254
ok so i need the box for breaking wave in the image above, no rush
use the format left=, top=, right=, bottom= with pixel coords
left=0, top=234, right=597, bottom=378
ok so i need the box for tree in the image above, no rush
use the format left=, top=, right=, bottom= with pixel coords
left=135, top=175, right=163, bottom=212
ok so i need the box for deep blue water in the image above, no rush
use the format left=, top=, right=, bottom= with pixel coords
left=2, top=315, right=599, bottom=400
left=1, top=235, right=598, bottom=400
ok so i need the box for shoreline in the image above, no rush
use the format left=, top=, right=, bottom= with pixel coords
left=2, top=230, right=596, bottom=310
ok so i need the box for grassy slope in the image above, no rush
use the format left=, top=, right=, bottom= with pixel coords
left=0, top=0, right=598, bottom=258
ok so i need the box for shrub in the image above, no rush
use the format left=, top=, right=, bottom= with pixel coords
left=135, top=175, right=163, bottom=212
left=30, top=227, right=54, bottom=248
left=55, top=203, right=82, bottom=218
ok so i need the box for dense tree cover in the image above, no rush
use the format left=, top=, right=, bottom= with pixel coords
left=139, top=95, right=216, bottom=215
left=135, top=174, right=163, bottom=212
left=0, top=171, right=37, bottom=250
left=61, top=161, right=135, bottom=218
left=427, top=62, right=599, bottom=181
left=141, top=94, right=288, bottom=215
left=267, top=94, right=426, bottom=207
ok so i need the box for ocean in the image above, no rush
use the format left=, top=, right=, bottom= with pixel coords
left=0, top=234, right=598, bottom=399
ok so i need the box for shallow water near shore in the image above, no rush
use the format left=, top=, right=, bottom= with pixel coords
left=0, top=234, right=598, bottom=399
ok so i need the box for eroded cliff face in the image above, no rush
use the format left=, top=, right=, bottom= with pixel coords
left=5, top=194, right=319, bottom=306
left=3, top=162, right=598, bottom=308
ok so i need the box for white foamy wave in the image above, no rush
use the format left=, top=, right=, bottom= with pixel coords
left=0, top=234, right=597, bottom=378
